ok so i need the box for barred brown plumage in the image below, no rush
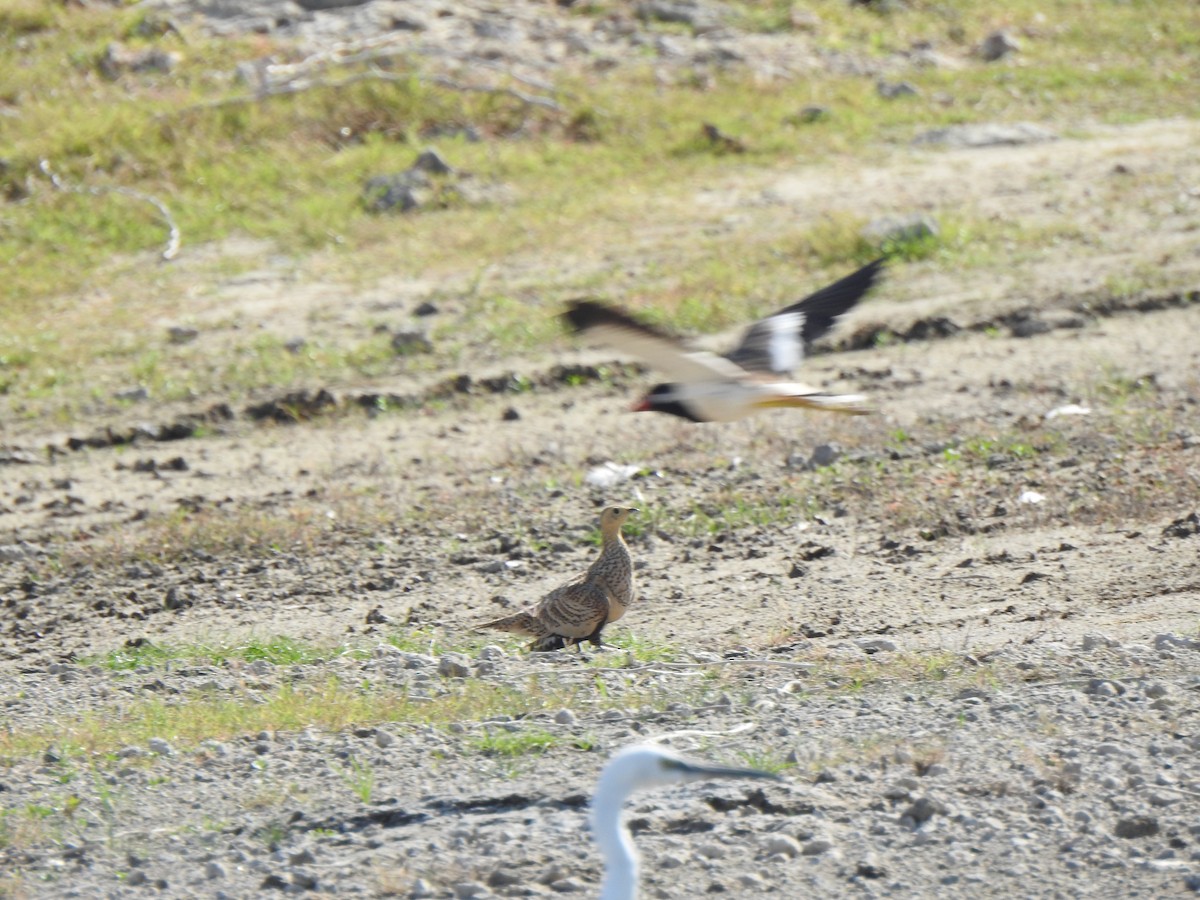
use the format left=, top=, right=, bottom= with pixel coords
left=478, top=507, right=637, bottom=652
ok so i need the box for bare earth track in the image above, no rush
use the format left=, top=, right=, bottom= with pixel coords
left=1, top=3, right=1200, bottom=898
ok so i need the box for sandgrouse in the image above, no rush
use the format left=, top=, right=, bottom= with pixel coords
left=562, top=258, right=884, bottom=423
left=478, top=507, right=637, bottom=652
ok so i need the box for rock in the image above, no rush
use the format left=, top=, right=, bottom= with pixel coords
left=636, top=1, right=723, bottom=32
left=856, top=638, right=898, bottom=654
left=1161, top=513, right=1200, bottom=539
left=148, top=737, right=174, bottom=757
left=375, top=729, right=398, bottom=749
left=0, top=544, right=35, bottom=562
left=1143, top=682, right=1170, bottom=699
left=913, top=122, right=1057, bottom=148
left=100, top=42, right=182, bottom=78
left=1087, top=679, right=1126, bottom=697
left=365, top=606, right=390, bottom=625
left=763, top=834, right=802, bottom=857
left=554, top=709, right=577, bottom=725
left=438, top=655, right=471, bottom=678
left=414, top=301, right=439, bottom=317
left=409, top=878, right=435, bottom=898
left=1154, top=633, right=1200, bottom=650
left=900, top=796, right=946, bottom=827
left=549, top=877, right=587, bottom=892
left=1114, top=816, right=1159, bottom=839
left=877, top=80, right=919, bottom=99
left=363, top=171, right=429, bottom=213
left=1081, top=633, right=1119, bottom=653
left=856, top=857, right=887, bottom=879
left=696, top=842, right=727, bottom=859
left=501, top=406, right=521, bottom=422
left=786, top=105, right=830, bottom=125
left=411, top=149, right=453, bottom=175
left=808, top=443, right=843, bottom=469
left=487, top=868, right=522, bottom=888
left=452, top=881, right=488, bottom=898
left=205, top=861, right=226, bottom=879
left=978, top=30, right=1020, bottom=62
left=167, top=325, right=199, bottom=344
left=861, top=213, right=940, bottom=248
left=1010, top=315, right=1051, bottom=338
left=802, top=837, right=835, bottom=856
left=391, top=329, right=433, bottom=355
left=1147, top=791, right=1181, bottom=807
left=114, top=386, right=150, bottom=402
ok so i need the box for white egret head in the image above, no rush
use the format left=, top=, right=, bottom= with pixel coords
left=591, top=744, right=780, bottom=900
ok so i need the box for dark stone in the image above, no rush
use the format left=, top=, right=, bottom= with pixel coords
left=1114, top=816, right=1159, bottom=839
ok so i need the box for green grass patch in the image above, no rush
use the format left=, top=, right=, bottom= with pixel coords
left=83, top=635, right=347, bottom=671
left=0, top=676, right=587, bottom=762
left=469, top=728, right=560, bottom=757
left=2, top=1, right=1198, bottom=422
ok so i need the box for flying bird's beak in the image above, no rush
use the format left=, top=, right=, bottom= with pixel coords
left=631, top=397, right=652, bottom=412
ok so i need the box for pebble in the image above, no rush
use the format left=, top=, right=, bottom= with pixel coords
left=764, top=835, right=801, bottom=857
left=147, top=737, right=174, bottom=757
left=438, top=656, right=472, bottom=678
left=803, top=838, right=835, bottom=856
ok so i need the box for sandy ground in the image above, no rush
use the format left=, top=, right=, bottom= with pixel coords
left=3, top=118, right=1200, bottom=661
left=1, top=41, right=1200, bottom=895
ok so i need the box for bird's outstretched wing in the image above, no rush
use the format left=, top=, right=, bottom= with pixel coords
left=563, top=301, right=747, bottom=383
left=725, top=258, right=885, bottom=375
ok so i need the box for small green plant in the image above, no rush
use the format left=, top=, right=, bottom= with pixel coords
left=331, top=755, right=375, bottom=803
left=254, top=820, right=290, bottom=849
left=733, top=750, right=794, bottom=776
left=469, top=728, right=559, bottom=757
left=601, top=633, right=678, bottom=664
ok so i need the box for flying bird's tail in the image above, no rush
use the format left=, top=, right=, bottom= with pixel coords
left=756, top=388, right=873, bottom=416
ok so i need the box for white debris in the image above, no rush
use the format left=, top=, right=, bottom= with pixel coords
left=584, top=462, right=641, bottom=489
left=1045, top=403, right=1091, bottom=420
left=1018, top=490, right=1046, bottom=505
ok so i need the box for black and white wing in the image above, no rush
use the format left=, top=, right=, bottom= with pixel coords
left=725, top=258, right=885, bottom=375
left=563, top=300, right=747, bottom=383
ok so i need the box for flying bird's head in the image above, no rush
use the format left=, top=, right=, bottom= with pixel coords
left=633, top=384, right=704, bottom=423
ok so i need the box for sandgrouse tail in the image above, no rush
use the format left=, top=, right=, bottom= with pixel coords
left=478, top=507, right=637, bottom=652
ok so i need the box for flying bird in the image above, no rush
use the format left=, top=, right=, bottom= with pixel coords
left=563, top=258, right=884, bottom=423
left=478, top=507, right=637, bottom=652
left=592, top=744, right=780, bottom=900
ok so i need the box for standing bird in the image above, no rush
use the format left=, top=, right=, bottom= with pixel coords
left=562, top=258, right=884, bottom=423
left=592, top=744, right=781, bottom=900
left=478, top=507, right=637, bottom=652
